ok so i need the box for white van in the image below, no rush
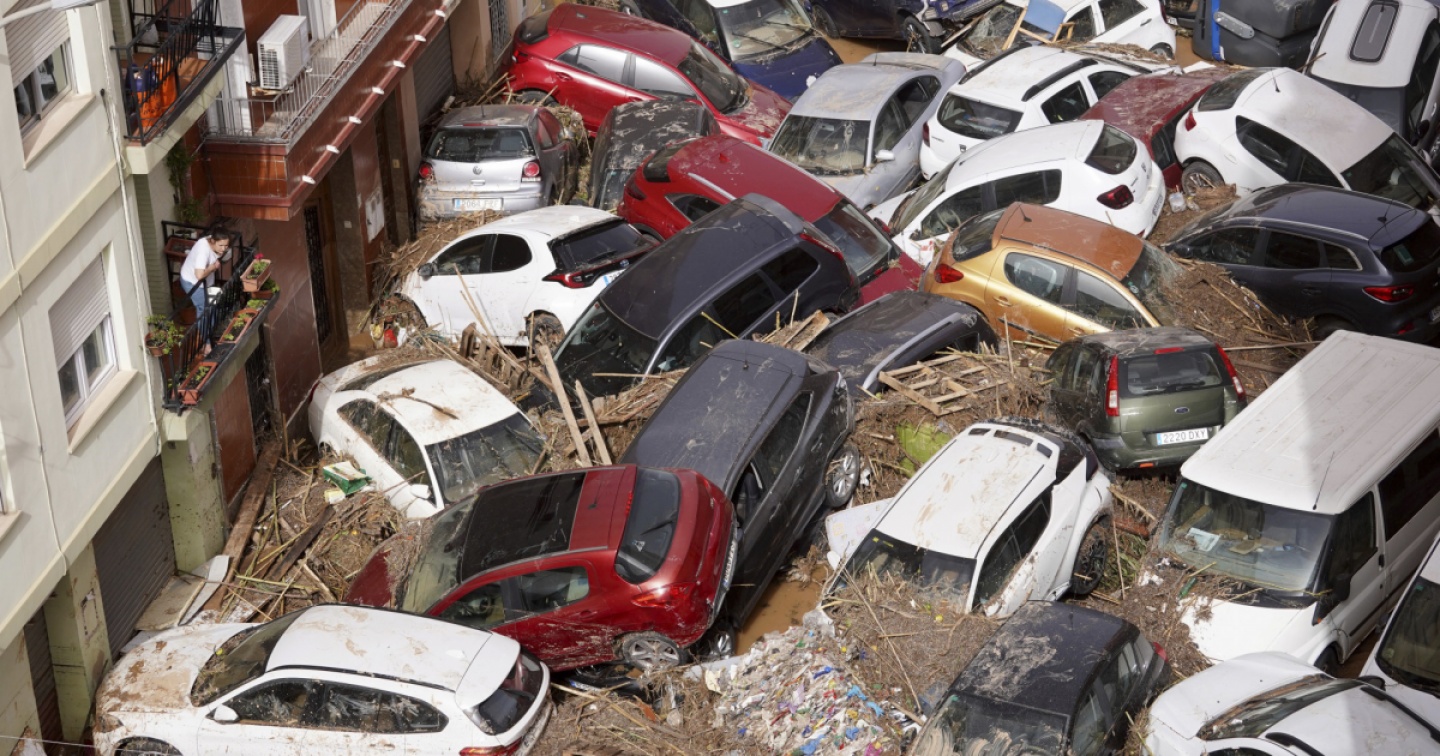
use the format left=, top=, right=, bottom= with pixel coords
left=1361, top=532, right=1440, bottom=724
left=1153, top=331, right=1440, bottom=672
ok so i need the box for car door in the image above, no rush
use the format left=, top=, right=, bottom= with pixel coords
left=1046, top=343, right=1085, bottom=426
left=881, top=77, right=941, bottom=197
left=306, top=681, right=422, bottom=754
left=1251, top=230, right=1332, bottom=317
left=1174, top=225, right=1262, bottom=284
left=1062, top=3, right=1100, bottom=43
left=381, top=415, right=438, bottom=516
left=336, top=399, right=401, bottom=502
left=1374, top=431, right=1440, bottom=640
left=991, top=251, right=1072, bottom=340
left=731, top=393, right=814, bottom=611
left=871, top=97, right=915, bottom=204
left=987, top=169, right=1064, bottom=211
left=1235, top=117, right=1343, bottom=190
left=198, top=679, right=321, bottom=756
left=652, top=271, right=784, bottom=372
left=502, top=563, right=618, bottom=668
left=1095, top=0, right=1151, bottom=45
left=1316, top=492, right=1385, bottom=654
left=553, top=44, right=637, bottom=128
left=632, top=53, right=700, bottom=101
left=535, top=110, right=575, bottom=200
left=972, top=491, right=1055, bottom=615
left=1040, top=80, right=1093, bottom=124
left=483, top=233, right=544, bottom=341
left=905, top=185, right=984, bottom=263
left=1066, top=269, right=1152, bottom=336
left=416, top=233, right=495, bottom=336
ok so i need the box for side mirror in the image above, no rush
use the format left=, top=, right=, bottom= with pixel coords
left=874, top=149, right=896, bottom=163
left=1357, top=674, right=1387, bottom=690
left=410, top=484, right=433, bottom=501
left=211, top=705, right=239, bottom=724
left=417, top=263, right=436, bottom=280
left=1330, top=572, right=1352, bottom=604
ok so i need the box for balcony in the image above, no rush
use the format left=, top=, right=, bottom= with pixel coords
left=117, top=0, right=244, bottom=169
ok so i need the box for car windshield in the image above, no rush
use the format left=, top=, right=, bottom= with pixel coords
left=556, top=301, right=660, bottom=396
left=813, top=199, right=895, bottom=280
left=911, top=693, right=1068, bottom=755
left=893, top=162, right=957, bottom=230
left=770, top=116, right=871, bottom=175
left=550, top=219, right=647, bottom=270
left=1342, top=134, right=1438, bottom=211
left=427, top=414, right=544, bottom=504
left=935, top=94, right=1023, bottom=141
left=1156, top=479, right=1333, bottom=594
left=1199, top=676, right=1360, bottom=740
left=400, top=499, right=476, bottom=613
left=958, top=3, right=1054, bottom=58
left=1120, top=348, right=1224, bottom=397
left=425, top=127, right=533, bottom=162
left=679, top=43, right=746, bottom=113
left=840, top=529, right=976, bottom=605
left=946, top=210, right=1005, bottom=260
left=191, top=612, right=305, bottom=706
left=615, top=468, right=683, bottom=584
left=716, top=0, right=813, bottom=60
left=1121, top=242, right=1181, bottom=326
left=1375, top=575, right=1440, bottom=692
left=1379, top=217, right=1440, bottom=273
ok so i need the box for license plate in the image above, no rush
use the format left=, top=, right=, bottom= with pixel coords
left=1156, top=428, right=1210, bottom=445
left=1431, top=304, right=1440, bottom=323
left=454, top=198, right=501, bottom=212
left=599, top=272, right=619, bottom=287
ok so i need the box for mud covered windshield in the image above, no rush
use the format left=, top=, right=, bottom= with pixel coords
left=770, top=116, right=871, bottom=175
left=956, top=3, right=1053, bottom=58
left=912, top=693, right=1067, bottom=755
left=840, top=529, right=976, bottom=604
left=717, top=0, right=813, bottom=60
left=427, top=414, right=543, bottom=505
left=1343, top=135, right=1437, bottom=212
left=1122, top=242, right=1181, bottom=326
left=1375, top=576, right=1440, bottom=693
left=400, top=501, right=474, bottom=613
left=191, top=612, right=304, bottom=706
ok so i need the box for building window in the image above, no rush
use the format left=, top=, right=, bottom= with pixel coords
left=14, top=43, right=71, bottom=132
left=49, top=257, right=116, bottom=427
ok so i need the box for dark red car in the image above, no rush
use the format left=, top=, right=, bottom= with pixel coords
left=504, top=5, right=789, bottom=145
left=1080, top=68, right=1231, bottom=190
left=615, top=134, right=922, bottom=304
left=344, top=465, right=737, bottom=671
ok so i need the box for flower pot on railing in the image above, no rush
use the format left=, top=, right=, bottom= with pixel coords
left=240, top=256, right=271, bottom=293
left=218, top=308, right=259, bottom=344
left=179, top=360, right=219, bottom=405
left=254, top=279, right=280, bottom=300
left=144, top=314, right=185, bottom=357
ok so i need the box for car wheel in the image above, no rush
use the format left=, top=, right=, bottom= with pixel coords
left=619, top=631, right=686, bottom=671
left=635, top=226, right=664, bottom=244
left=1181, top=161, right=1223, bottom=194
left=697, top=622, right=738, bottom=660
left=1071, top=520, right=1110, bottom=597
left=1149, top=43, right=1174, bottom=58
left=1313, top=317, right=1352, bottom=341
left=824, top=442, right=862, bottom=508
left=527, top=313, right=564, bottom=352
left=812, top=5, right=839, bottom=37
left=514, top=89, right=557, bottom=106
left=902, top=16, right=938, bottom=53
left=1315, top=646, right=1342, bottom=676
left=118, top=739, right=181, bottom=756
left=618, top=0, right=641, bottom=15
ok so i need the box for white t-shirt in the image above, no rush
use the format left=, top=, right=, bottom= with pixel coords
left=180, top=237, right=220, bottom=290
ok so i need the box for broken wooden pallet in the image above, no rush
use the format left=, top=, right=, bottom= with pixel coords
left=876, top=353, right=1008, bottom=416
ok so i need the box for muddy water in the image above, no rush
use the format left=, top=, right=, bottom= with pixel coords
left=736, top=568, right=827, bottom=653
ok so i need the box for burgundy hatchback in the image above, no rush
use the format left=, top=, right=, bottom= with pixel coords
left=503, top=5, right=789, bottom=145
left=1080, top=68, right=1231, bottom=190
left=616, top=135, right=923, bottom=304
left=345, top=465, right=737, bottom=672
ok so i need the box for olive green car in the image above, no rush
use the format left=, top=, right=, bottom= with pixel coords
left=1045, top=328, right=1246, bottom=471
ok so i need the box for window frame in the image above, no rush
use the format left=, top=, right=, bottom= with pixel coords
left=1377, top=431, right=1440, bottom=538
left=13, top=41, right=72, bottom=134
left=58, top=316, right=117, bottom=428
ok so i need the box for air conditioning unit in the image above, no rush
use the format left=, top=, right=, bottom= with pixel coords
left=257, top=15, right=311, bottom=90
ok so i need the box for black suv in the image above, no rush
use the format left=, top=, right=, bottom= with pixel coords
left=1166, top=184, right=1440, bottom=341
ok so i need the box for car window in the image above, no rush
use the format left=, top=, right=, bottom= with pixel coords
left=616, top=468, right=682, bottom=583
left=1187, top=228, right=1259, bottom=265
left=1042, top=81, right=1090, bottom=123
left=1086, top=124, right=1138, bottom=175
left=1088, top=70, right=1130, bottom=99
left=385, top=422, right=431, bottom=488
left=1322, top=243, right=1361, bottom=270
left=311, top=683, right=444, bottom=734
left=514, top=566, right=591, bottom=614
left=992, top=170, right=1063, bottom=205
left=228, top=680, right=314, bottom=726
left=425, top=127, right=533, bottom=162
left=936, top=94, right=1023, bottom=140
left=1407, top=22, right=1440, bottom=135
left=1122, top=349, right=1223, bottom=396
left=1152, top=114, right=1182, bottom=170
left=1324, top=493, right=1378, bottom=581
left=1072, top=270, right=1148, bottom=329
left=1098, top=0, right=1144, bottom=28
left=559, top=44, right=629, bottom=84
left=1072, top=345, right=1099, bottom=392
left=338, top=400, right=393, bottom=454
left=633, top=56, right=695, bottom=98
left=1067, top=6, right=1098, bottom=41
left=440, top=582, right=508, bottom=629
left=675, top=0, right=721, bottom=44
left=753, top=393, right=811, bottom=488
left=896, top=77, right=940, bottom=123
left=973, top=491, right=1052, bottom=608
left=875, top=99, right=908, bottom=153
left=763, top=248, right=820, bottom=293
left=657, top=272, right=775, bottom=370
left=432, top=235, right=493, bottom=275
left=670, top=193, right=722, bottom=221
left=1378, top=430, right=1440, bottom=538
left=1294, top=149, right=1341, bottom=186
left=919, top=186, right=984, bottom=239
left=1071, top=691, right=1107, bottom=756
left=535, top=120, right=556, bottom=149
left=538, top=110, right=565, bottom=145
left=1236, top=116, right=1295, bottom=177
left=1004, top=253, right=1067, bottom=303
left=1261, top=232, right=1320, bottom=269
left=490, top=234, right=532, bottom=272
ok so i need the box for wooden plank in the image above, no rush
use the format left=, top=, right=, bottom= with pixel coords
left=203, top=442, right=281, bottom=612
left=537, top=343, right=592, bottom=466
left=574, top=380, right=611, bottom=465
left=878, top=372, right=943, bottom=416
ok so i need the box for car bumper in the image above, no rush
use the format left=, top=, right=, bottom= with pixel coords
left=417, top=189, right=544, bottom=220
left=1090, top=429, right=1212, bottom=471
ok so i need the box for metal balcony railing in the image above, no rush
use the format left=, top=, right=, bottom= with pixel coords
left=117, top=0, right=244, bottom=144
left=205, top=0, right=404, bottom=145
left=158, top=237, right=268, bottom=410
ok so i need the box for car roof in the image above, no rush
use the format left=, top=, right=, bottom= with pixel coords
left=1309, top=0, right=1438, bottom=89
left=953, top=602, right=1135, bottom=715
left=1181, top=331, right=1440, bottom=514
left=598, top=196, right=805, bottom=338
left=863, top=51, right=964, bottom=73
left=947, top=120, right=1101, bottom=179
left=1209, top=183, right=1424, bottom=248
left=436, top=104, right=535, bottom=129
left=1071, top=326, right=1215, bottom=355
left=957, top=47, right=1094, bottom=104
left=320, top=358, right=522, bottom=445
left=620, top=341, right=810, bottom=489
left=1080, top=68, right=1229, bottom=140
left=1232, top=68, right=1391, bottom=169
left=454, top=468, right=613, bottom=577
left=597, top=101, right=715, bottom=169
left=454, top=205, right=619, bottom=240
left=547, top=3, right=693, bottom=64
left=790, top=63, right=932, bottom=121
left=654, top=135, right=844, bottom=221
left=874, top=422, right=1060, bottom=559
left=994, top=203, right=1144, bottom=280
left=806, top=291, right=986, bottom=386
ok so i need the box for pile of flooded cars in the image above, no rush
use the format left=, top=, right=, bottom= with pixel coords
left=96, top=0, right=1440, bottom=753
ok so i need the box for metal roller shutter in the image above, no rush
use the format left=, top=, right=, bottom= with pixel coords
left=22, top=610, right=62, bottom=748
left=4, top=0, right=70, bottom=87
left=93, top=458, right=176, bottom=658
left=413, top=23, right=454, bottom=123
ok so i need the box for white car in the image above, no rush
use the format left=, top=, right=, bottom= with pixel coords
left=1145, top=652, right=1438, bottom=755
left=874, top=120, right=1164, bottom=267
left=94, top=605, right=552, bottom=756
left=824, top=419, right=1112, bottom=617
left=921, top=46, right=1153, bottom=177
left=308, top=356, right=543, bottom=519
left=1362, top=532, right=1440, bottom=726
left=400, top=206, right=653, bottom=348
left=941, top=0, right=1176, bottom=69
left=1174, top=67, right=1440, bottom=209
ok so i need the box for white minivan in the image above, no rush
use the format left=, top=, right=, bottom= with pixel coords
left=1361, top=532, right=1440, bottom=725
left=1153, top=331, right=1440, bottom=673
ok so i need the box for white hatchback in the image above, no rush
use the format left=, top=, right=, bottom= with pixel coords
left=874, top=120, right=1164, bottom=267
left=94, top=605, right=552, bottom=756
left=1361, top=531, right=1440, bottom=726
left=824, top=419, right=1113, bottom=617
left=308, top=356, right=543, bottom=519
left=941, top=0, right=1176, bottom=69
left=400, top=206, right=653, bottom=348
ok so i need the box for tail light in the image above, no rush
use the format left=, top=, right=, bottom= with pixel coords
left=1364, top=284, right=1415, bottom=302
left=418, top=162, right=434, bottom=181
left=1154, top=346, right=1183, bottom=354
left=544, top=270, right=598, bottom=288
left=633, top=582, right=698, bottom=609
left=1105, top=355, right=1119, bottom=417
left=625, top=176, right=646, bottom=200
left=461, top=746, right=520, bottom=756
left=1097, top=184, right=1134, bottom=209
left=922, top=122, right=930, bottom=146
left=1215, top=345, right=1245, bottom=402
left=1398, top=320, right=1417, bottom=336
left=934, top=263, right=964, bottom=283
left=521, top=161, right=541, bottom=182
left=1183, top=111, right=1196, bottom=131
left=800, top=230, right=847, bottom=265
left=1152, top=641, right=1168, bottom=662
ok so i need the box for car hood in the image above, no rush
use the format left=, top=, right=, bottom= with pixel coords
left=1182, top=596, right=1319, bottom=664
left=725, top=82, right=790, bottom=139
left=732, top=36, right=840, bottom=102
left=825, top=498, right=892, bottom=570
left=821, top=172, right=880, bottom=207
left=1147, top=652, right=1318, bottom=742
left=96, top=623, right=249, bottom=717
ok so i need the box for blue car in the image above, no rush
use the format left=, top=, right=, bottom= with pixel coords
left=618, top=0, right=842, bottom=101
left=806, top=0, right=995, bottom=52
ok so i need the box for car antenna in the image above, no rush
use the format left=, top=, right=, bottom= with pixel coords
left=1312, top=451, right=1336, bottom=511
left=1019, top=205, right=1032, bottom=222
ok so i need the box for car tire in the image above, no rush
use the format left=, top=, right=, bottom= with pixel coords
left=1313, top=317, right=1352, bottom=341
left=1181, top=161, right=1223, bottom=194
left=618, top=631, right=686, bottom=671
left=634, top=226, right=664, bottom=244
left=1149, top=43, right=1175, bottom=58
left=118, top=739, right=181, bottom=756
left=618, top=0, right=641, bottom=15
left=812, top=5, right=839, bottom=37
left=527, top=312, right=565, bottom=352
left=1071, top=519, right=1110, bottom=597
left=1315, top=646, right=1341, bottom=676
left=514, top=89, right=557, bottom=106
left=697, top=622, right=738, bottom=660
left=902, top=16, right=938, bottom=53
left=824, top=442, right=862, bottom=509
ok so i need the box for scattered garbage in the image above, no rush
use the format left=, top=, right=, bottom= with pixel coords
left=320, top=461, right=370, bottom=497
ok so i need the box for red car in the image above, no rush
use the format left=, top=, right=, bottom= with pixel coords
left=345, top=465, right=737, bottom=671
left=616, top=135, right=923, bottom=304
left=504, top=5, right=789, bottom=145
left=1080, top=68, right=1231, bottom=190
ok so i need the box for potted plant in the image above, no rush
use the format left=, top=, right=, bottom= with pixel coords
left=144, top=314, right=185, bottom=356
left=240, top=254, right=271, bottom=293
left=219, top=309, right=257, bottom=343
left=179, top=360, right=218, bottom=405
left=254, top=278, right=280, bottom=300
left=246, top=298, right=266, bottom=310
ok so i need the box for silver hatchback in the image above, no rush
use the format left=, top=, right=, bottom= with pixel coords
left=417, top=104, right=581, bottom=221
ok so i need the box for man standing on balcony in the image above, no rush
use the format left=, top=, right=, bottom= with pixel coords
left=180, top=227, right=231, bottom=322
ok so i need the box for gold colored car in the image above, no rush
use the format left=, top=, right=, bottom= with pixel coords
left=920, top=203, right=1178, bottom=343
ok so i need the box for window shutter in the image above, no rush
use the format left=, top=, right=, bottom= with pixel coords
left=5, top=0, right=71, bottom=88
left=49, top=257, right=109, bottom=364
